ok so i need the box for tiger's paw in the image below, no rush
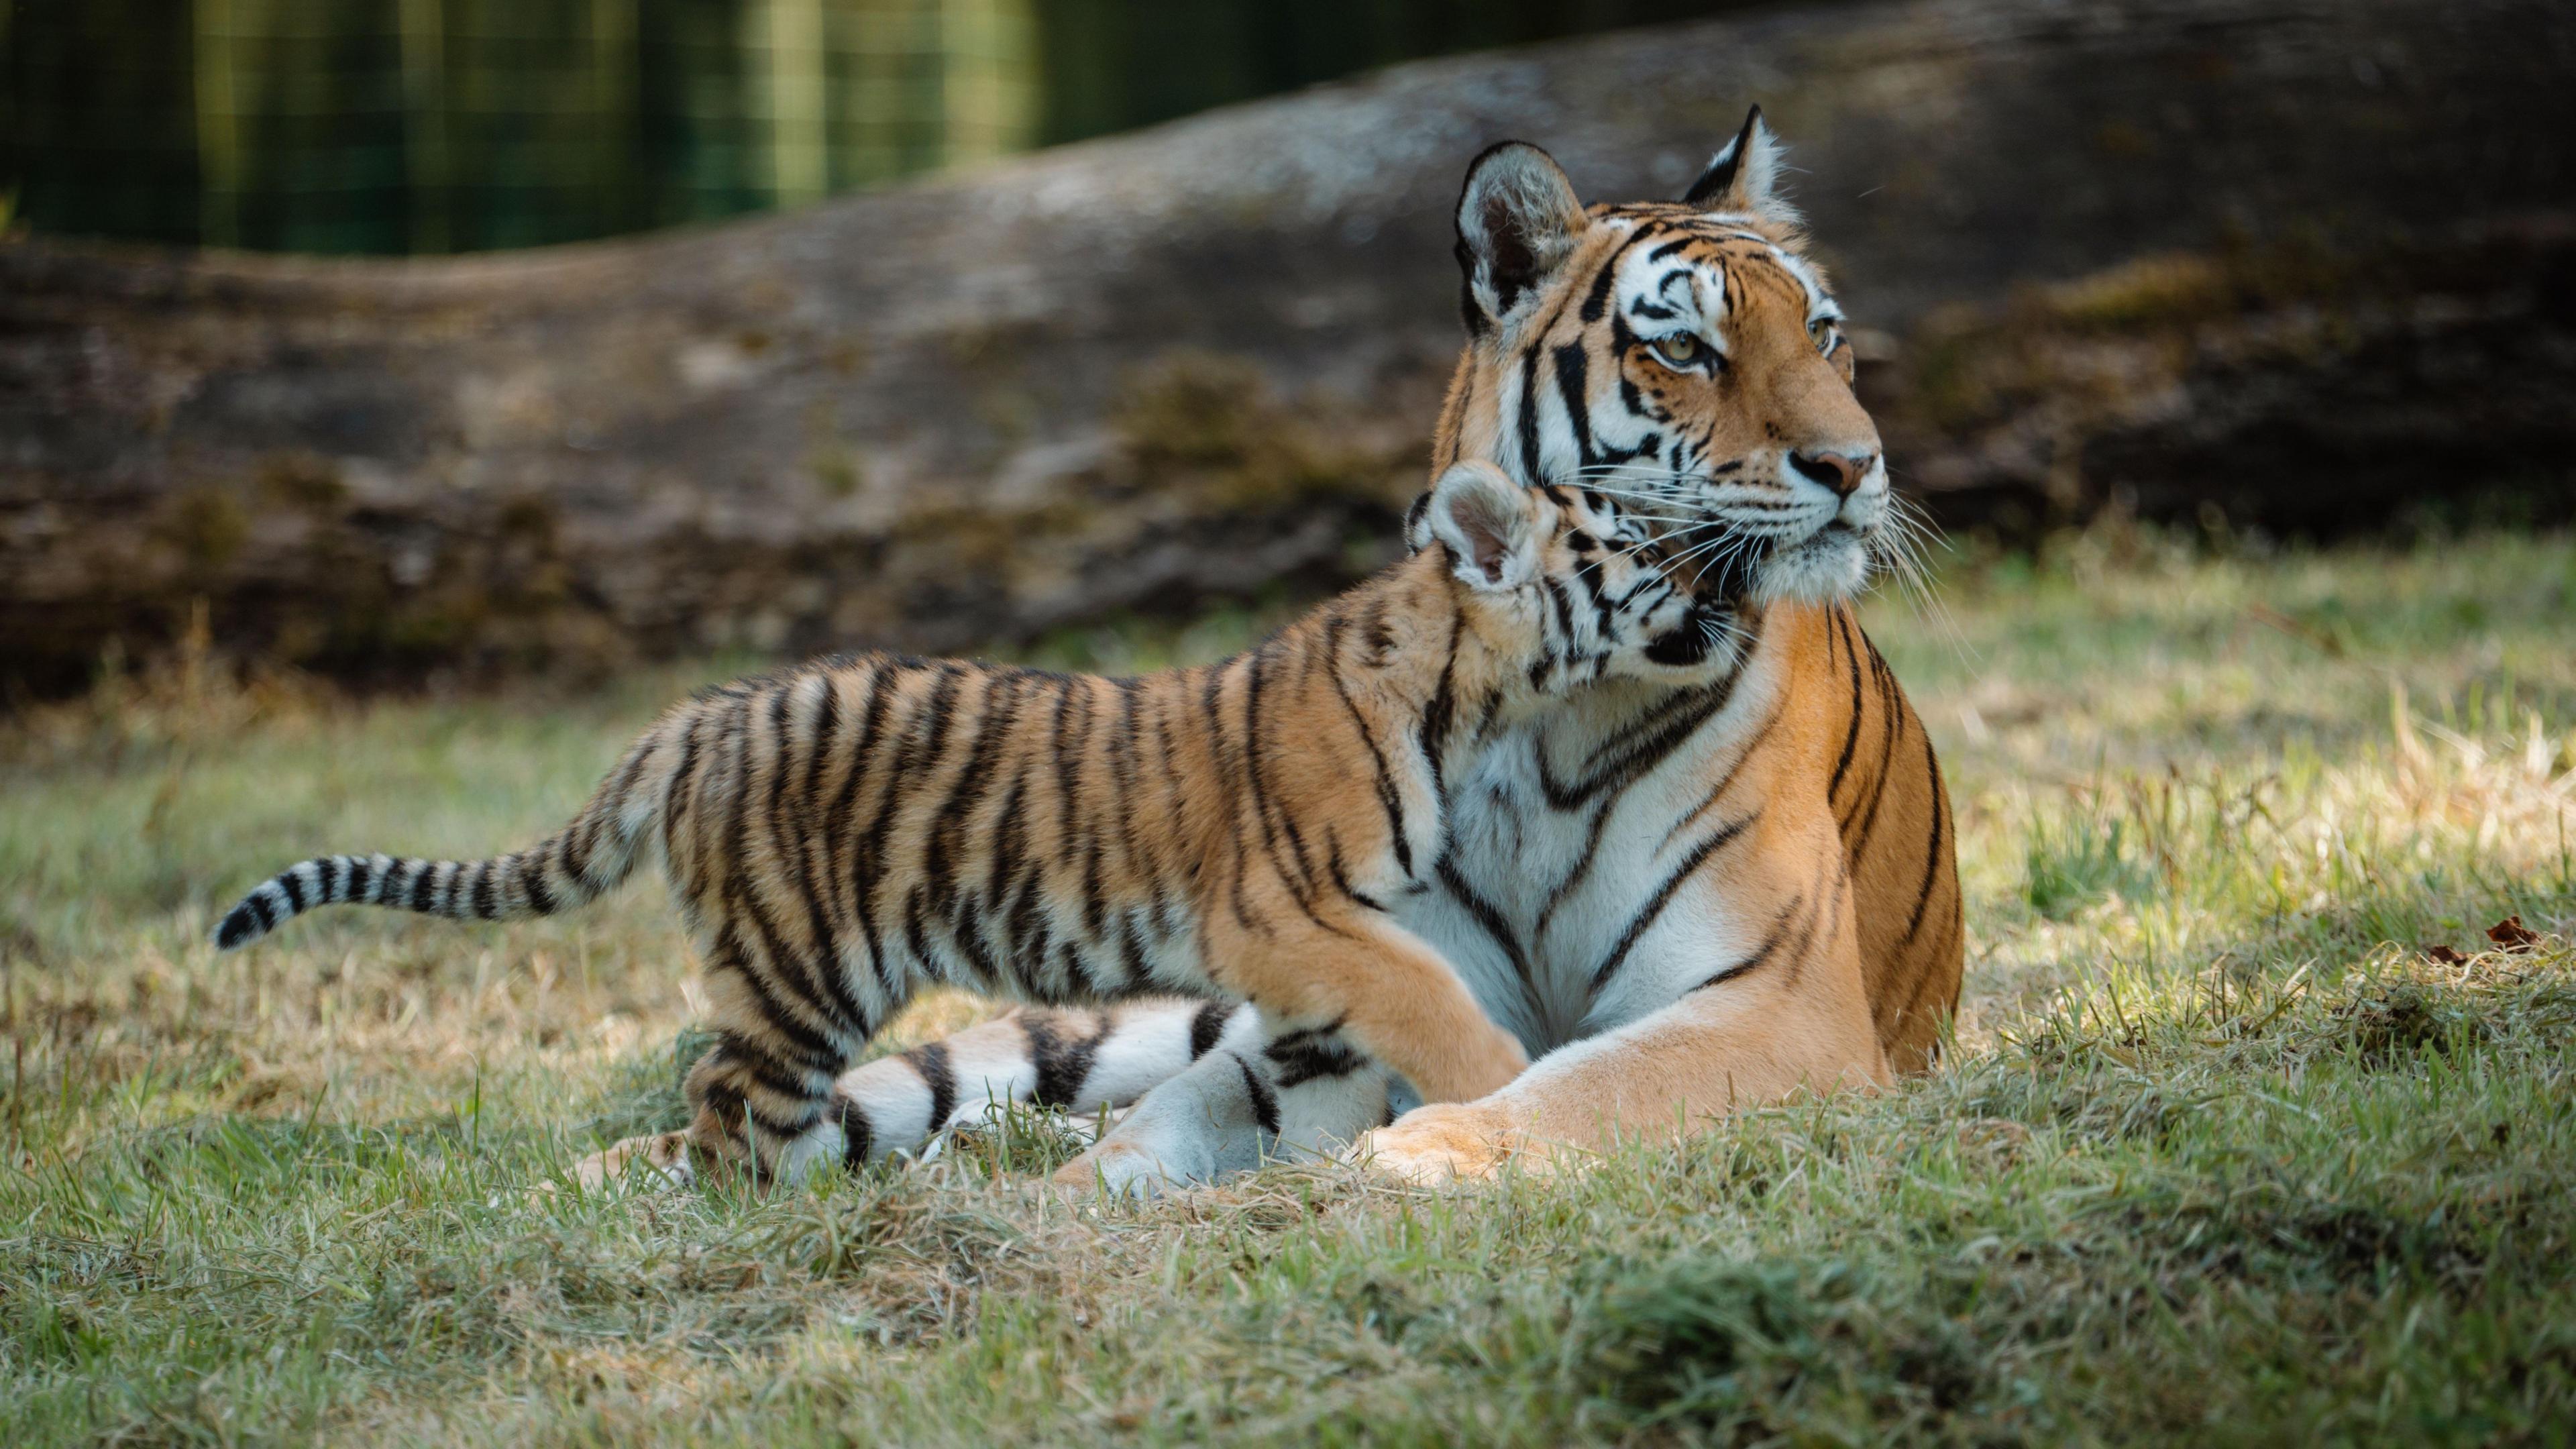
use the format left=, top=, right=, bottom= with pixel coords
left=1352, top=1102, right=1523, bottom=1185
left=1049, top=1136, right=1199, bottom=1203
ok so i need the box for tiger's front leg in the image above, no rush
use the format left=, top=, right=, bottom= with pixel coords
left=1353, top=914, right=1890, bottom=1184
left=572, top=999, right=1257, bottom=1191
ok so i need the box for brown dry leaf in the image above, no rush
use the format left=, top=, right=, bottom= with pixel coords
left=2424, top=945, right=2471, bottom=967
left=2485, top=916, right=2542, bottom=952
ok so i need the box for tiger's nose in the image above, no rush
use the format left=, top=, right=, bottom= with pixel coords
left=1789, top=450, right=1874, bottom=497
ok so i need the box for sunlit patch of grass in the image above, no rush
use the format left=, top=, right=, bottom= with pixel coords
left=3, top=525, right=2573, bottom=1442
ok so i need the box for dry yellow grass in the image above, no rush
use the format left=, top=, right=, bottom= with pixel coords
left=4, top=524, right=2572, bottom=1443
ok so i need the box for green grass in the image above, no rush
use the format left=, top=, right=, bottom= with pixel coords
left=4, top=524, right=2574, bottom=1444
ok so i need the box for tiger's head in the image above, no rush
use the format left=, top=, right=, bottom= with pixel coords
left=1411, top=459, right=1745, bottom=696
left=1432, top=108, right=1889, bottom=607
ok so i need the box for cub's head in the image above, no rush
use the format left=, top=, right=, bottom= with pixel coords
left=1433, top=108, right=1891, bottom=606
left=1411, top=460, right=1744, bottom=694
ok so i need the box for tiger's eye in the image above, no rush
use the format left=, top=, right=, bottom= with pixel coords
left=1651, top=333, right=1703, bottom=368
left=1809, top=319, right=1837, bottom=352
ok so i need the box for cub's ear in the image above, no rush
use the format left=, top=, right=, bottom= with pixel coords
left=1682, top=105, right=1794, bottom=220
left=1454, top=142, right=1587, bottom=336
left=1426, top=461, right=1542, bottom=592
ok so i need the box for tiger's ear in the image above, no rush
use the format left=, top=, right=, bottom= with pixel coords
left=1426, top=461, right=1542, bottom=591
left=1454, top=142, right=1587, bottom=336
left=1682, top=105, right=1792, bottom=219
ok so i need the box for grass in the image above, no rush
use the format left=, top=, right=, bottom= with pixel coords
left=4, top=523, right=2575, bottom=1444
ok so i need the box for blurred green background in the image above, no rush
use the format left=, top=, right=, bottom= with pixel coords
left=1, top=0, right=1770, bottom=254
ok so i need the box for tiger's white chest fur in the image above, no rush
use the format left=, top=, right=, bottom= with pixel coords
left=1388, top=653, right=1785, bottom=1056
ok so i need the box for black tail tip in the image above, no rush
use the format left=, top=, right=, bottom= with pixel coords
left=213, top=904, right=262, bottom=951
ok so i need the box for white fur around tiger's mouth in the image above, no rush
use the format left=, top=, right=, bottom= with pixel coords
left=1629, top=508, right=1878, bottom=607
left=1752, top=519, right=1876, bottom=604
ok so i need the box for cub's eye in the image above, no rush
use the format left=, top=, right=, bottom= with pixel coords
left=1809, top=318, right=1839, bottom=354
left=1648, top=333, right=1706, bottom=370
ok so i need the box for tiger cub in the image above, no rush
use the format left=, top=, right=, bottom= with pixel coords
left=211, top=462, right=1742, bottom=1183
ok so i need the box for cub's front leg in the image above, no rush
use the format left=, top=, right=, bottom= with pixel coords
left=1205, top=906, right=1527, bottom=1106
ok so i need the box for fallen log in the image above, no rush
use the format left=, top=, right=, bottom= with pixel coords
left=3, top=0, right=2570, bottom=698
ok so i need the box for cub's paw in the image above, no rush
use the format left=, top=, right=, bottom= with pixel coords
left=559, top=1130, right=696, bottom=1194
left=1352, top=1102, right=1522, bottom=1185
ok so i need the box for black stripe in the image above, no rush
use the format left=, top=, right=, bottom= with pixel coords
left=1436, top=856, right=1545, bottom=1030
left=1844, top=640, right=1904, bottom=845
left=1419, top=616, right=1462, bottom=802
left=1533, top=802, right=1616, bottom=941
left=1323, top=616, right=1415, bottom=880
left=1827, top=609, right=1866, bottom=805
left=1266, top=1020, right=1368, bottom=1089
left=406, top=860, right=437, bottom=912
left=1237, top=643, right=1307, bottom=900
left=1782, top=861, right=1849, bottom=990
left=523, top=857, right=557, bottom=915
left=342, top=856, right=375, bottom=904
left=1659, top=704, right=1784, bottom=851
left=317, top=856, right=344, bottom=903
left=830, top=665, right=905, bottom=998
left=1516, top=345, right=1545, bottom=486
left=1055, top=941, right=1099, bottom=1000
left=720, top=692, right=850, bottom=1040
left=714, top=1032, right=826, bottom=1104
left=1697, top=894, right=1805, bottom=994
left=1898, top=739, right=1951, bottom=949
left=1189, top=1001, right=1234, bottom=1058
left=472, top=861, right=500, bottom=920
left=244, top=892, right=277, bottom=934
left=947, top=898, right=1006, bottom=991
left=1536, top=674, right=1739, bottom=812
left=276, top=868, right=308, bottom=913
left=742, top=1098, right=824, bottom=1142
left=782, top=681, right=872, bottom=1038
left=704, top=927, right=843, bottom=1070
left=908, top=1041, right=958, bottom=1134
left=1322, top=829, right=1388, bottom=914
left=817, top=662, right=890, bottom=904
left=1106, top=677, right=1148, bottom=880
left=658, top=709, right=708, bottom=872
left=835, top=1093, right=875, bottom=1171
left=1552, top=341, right=1601, bottom=469
left=1232, top=1053, right=1281, bottom=1137
left=853, top=664, right=965, bottom=977
left=737, top=864, right=863, bottom=1044
left=1113, top=911, right=1152, bottom=988
left=1587, top=813, right=1756, bottom=995
left=924, top=672, right=1020, bottom=901
left=1024, top=1013, right=1101, bottom=1109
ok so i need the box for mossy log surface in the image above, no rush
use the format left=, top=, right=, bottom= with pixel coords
left=4, top=0, right=2571, bottom=696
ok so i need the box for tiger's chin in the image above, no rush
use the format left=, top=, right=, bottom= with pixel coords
left=1751, top=523, right=1875, bottom=606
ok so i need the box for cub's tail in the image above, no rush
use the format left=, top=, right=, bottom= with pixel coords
left=212, top=725, right=676, bottom=951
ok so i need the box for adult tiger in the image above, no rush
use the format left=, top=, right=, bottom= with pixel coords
left=583, top=109, right=1964, bottom=1191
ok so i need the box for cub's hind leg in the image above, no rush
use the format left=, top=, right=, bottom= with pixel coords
left=678, top=922, right=894, bottom=1187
